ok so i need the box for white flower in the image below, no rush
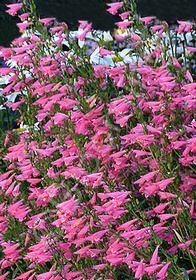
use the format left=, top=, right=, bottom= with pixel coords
left=6, top=91, right=20, bottom=103
left=13, top=121, right=40, bottom=134
left=0, top=75, right=11, bottom=85
left=0, top=105, right=5, bottom=110
left=102, top=31, right=113, bottom=42
left=90, top=47, right=114, bottom=66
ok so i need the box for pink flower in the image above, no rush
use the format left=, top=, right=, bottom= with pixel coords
left=135, top=260, right=145, bottom=278
left=39, top=17, right=56, bottom=26
left=6, top=3, right=22, bottom=16
left=133, top=171, right=157, bottom=185
left=115, top=21, right=133, bottom=29
left=151, top=24, right=165, bottom=35
left=116, top=74, right=126, bottom=88
left=14, top=270, right=34, bottom=280
left=145, top=264, right=163, bottom=276
left=153, top=203, right=169, bottom=214
left=114, top=34, right=128, bottom=42
left=4, top=134, right=10, bottom=146
left=172, top=57, right=182, bottom=70
left=0, top=47, right=12, bottom=61
left=131, top=31, right=142, bottom=42
left=24, top=236, right=52, bottom=265
left=35, top=271, right=56, bottom=280
left=117, top=218, right=138, bottom=230
left=18, top=12, right=31, bottom=21
left=158, top=191, right=176, bottom=199
left=0, top=173, right=15, bottom=191
left=150, top=245, right=160, bottom=265
left=0, top=272, right=9, bottom=280
left=106, top=2, right=123, bottom=15
left=33, top=147, right=58, bottom=158
left=2, top=241, right=21, bottom=262
left=185, top=46, right=196, bottom=54
left=100, top=46, right=115, bottom=56
left=25, top=212, right=46, bottom=230
left=51, top=112, right=68, bottom=125
left=8, top=199, right=31, bottom=221
left=156, top=262, right=171, bottom=279
left=119, top=11, right=131, bottom=20
left=65, top=271, right=81, bottom=280
left=0, top=67, right=16, bottom=76
left=74, top=245, right=91, bottom=257
left=78, top=20, right=88, bottom=29
left=140, top=16, right=156, bottom=25
left=76, top=31, right=88, bottom=41
left=17, top=22, right=33, bottom=31
left=157, top=213, right=176, bottom=222
left=86, top=229, right=108, bottom=243
left=27, top=273, right=36, bottom=280
left=185, top=70, right=193, bottom=82
left=176, top=21, right=193, bottom=33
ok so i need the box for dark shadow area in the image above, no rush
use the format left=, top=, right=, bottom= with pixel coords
left=137, top=0, right=196, bottom=24
left=34, top=0, right=118, bottom=31
left=0, top=0, right=20, bottom=47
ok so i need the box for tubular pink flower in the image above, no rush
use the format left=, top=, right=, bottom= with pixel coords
left=16, top=22, right=33, bottom=31
left=156, top=262, right=171, bottom=278
left=140, top=16, right=156, bottom=24
left=6, top=3, right=22, bottom=16
left=39, top=17, right=56, bottom=26
left=106, top=2, right=123, bottom=15
left=150, top=245, right=160, bottom=265
left=135, top=260, right=145, bottom=278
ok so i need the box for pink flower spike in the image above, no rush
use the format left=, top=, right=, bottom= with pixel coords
left=100, top=46, right=115, bottom=56
left=115, top=21, right=133, bottom=29
left=35, top=271, right=56, bottom=280
left=18, top=12, right=31, bottom=21
left=17, top=22, right=33, bottom=31
left=115, top=114, right=132, bottom=127
left=151, top=24, right=165, bottom=35
left=172, top=57, right=182, bottom=70
left=0, top=67, right=16, bottom=76
left=39, top=17, right=56, bottom=26
left=140, top=16, right=156, bottom=25
left=0, top=272, right=9, bottom=280
left=78, top=20, right=88, bottom=29
left=131, top=31, right=142, bottom=42
left=117, top=218, right=138, bottom=230
left=106, top=2, right=123, bottom=15
left=135, top=260, right=145, bottom=278
left=153, top=202, right=169, bottom=214
left=2, top=241, right=21, bottom=262
left=185, top=46, right=196, bottom=54
left=14, top=269, right=34, bottom=279
left=157, top=213, right=176, bottom=222
left=176, top=21, right=193, bottom=33
left=185, top=69, right=193, bottom=82
left=158, top=191, right=176, bottom=199
left=114, top=34, right=128, bottom=42
left=76, top=31, right=88, bottom=41
left=145, top=264, right=163, bottom=276
left=119, top=11, right=131, bottom=20
left=4, top=135, right=10, bottom=146
left=150, top=245, right=160, bottom=265
left=156, top=262, right=171, bottom=279
left=6, top=3, right=22, bottom=16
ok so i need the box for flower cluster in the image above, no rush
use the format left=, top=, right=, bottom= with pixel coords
left=0, top=1, right=196, bottom=279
